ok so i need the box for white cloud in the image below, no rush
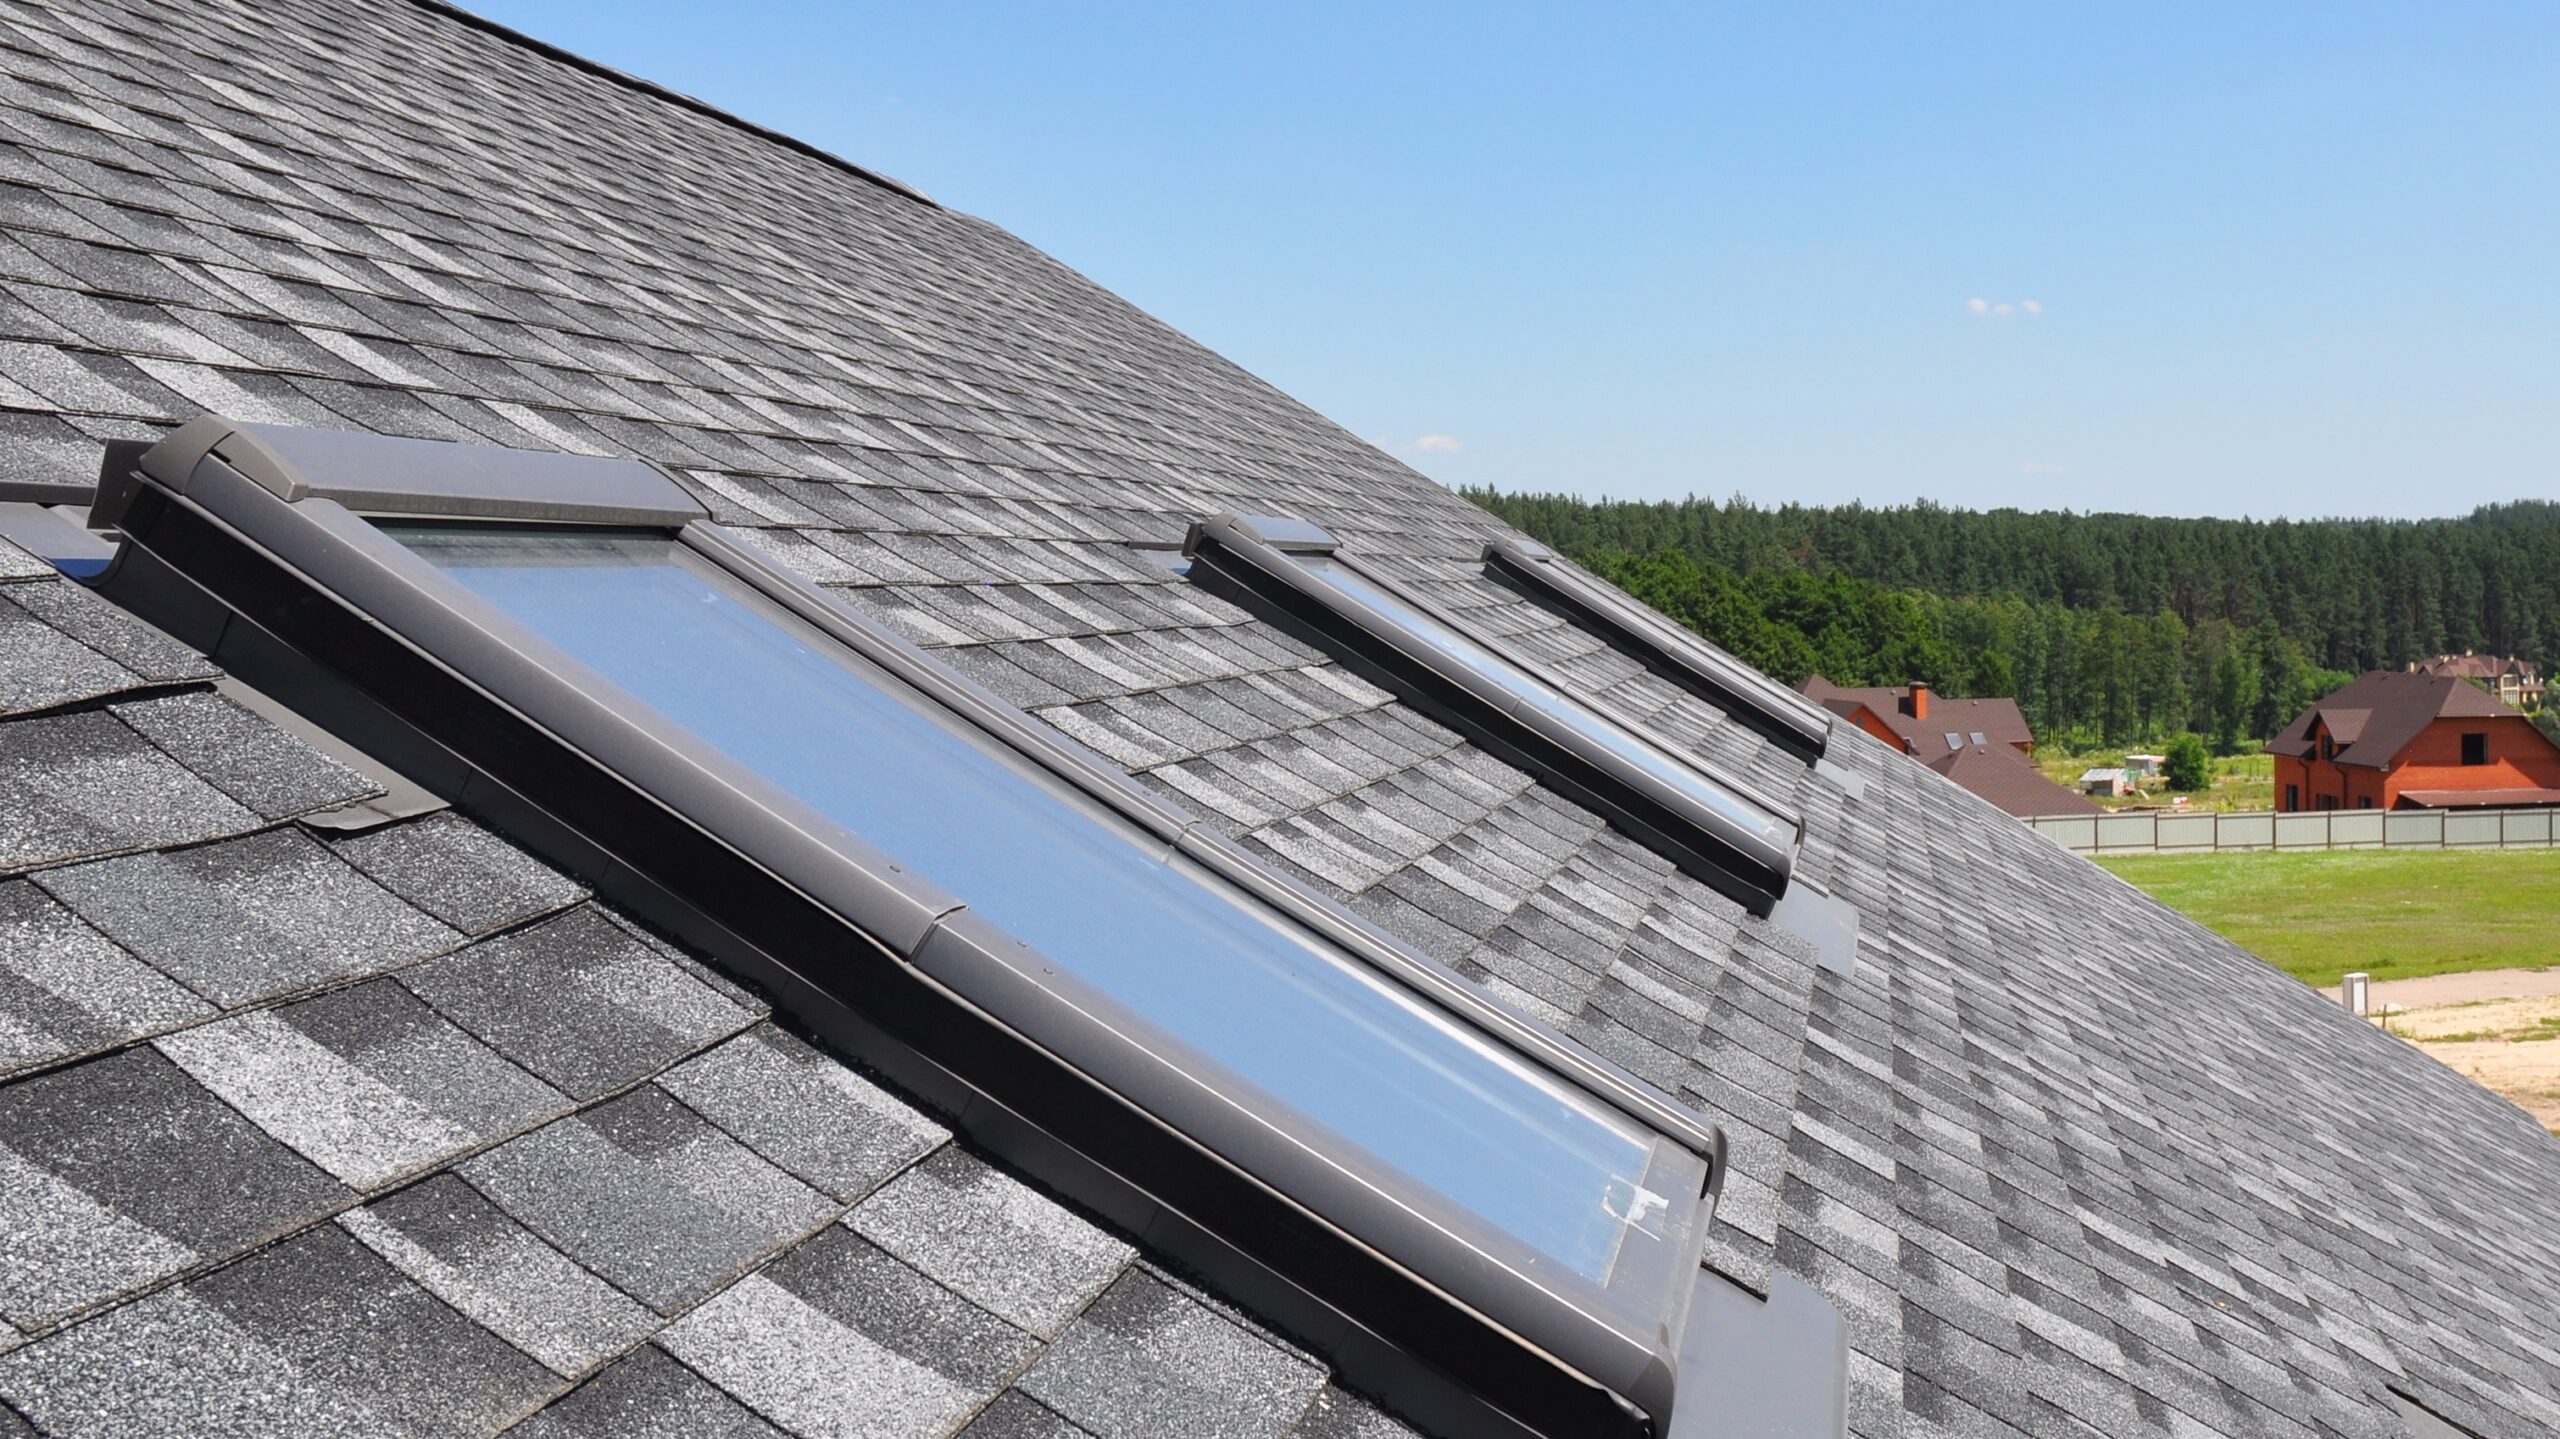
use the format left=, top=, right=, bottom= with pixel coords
left=2019, top=460, right=2068, bottom=476
left=1967, top=297, right=1988, bottom=315
left=1412, top=434, right=1463, bottom=455
left=2021, top=299, right=2043, bottom=315
left=1968, top=297, right=2045, bottom=318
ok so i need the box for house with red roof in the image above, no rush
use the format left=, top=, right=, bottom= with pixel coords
left=1798, top=678, right=2095, bottom=816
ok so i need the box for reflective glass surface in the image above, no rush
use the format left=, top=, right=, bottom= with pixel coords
left=1305, top=557, right=1796, bottom=853
left=393, top=526, right=1654, bottom=1278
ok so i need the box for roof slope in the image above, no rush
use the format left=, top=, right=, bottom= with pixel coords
left=1800, top=678, right=2036, bottom=753
left=1922, top=743, right=2101, bottom=818
left=0, top=2, right=2553, bottom=1437
left=2269, top=670, right=2524, bottom=768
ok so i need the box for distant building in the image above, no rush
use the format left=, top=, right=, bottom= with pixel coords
left=2080, top=768, right=2135, bottom=798
left=1801, top=677, right=2096, bottom=816
left=2269, top=670, right=2560, bottom=810
left=2121, top=753, right=2166, bottom=777
left=1797, top=678, right=2036, bottom=755
left=2409, top=651, right=2543, bottom=709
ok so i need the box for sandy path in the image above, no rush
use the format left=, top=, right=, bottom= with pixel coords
left=2363, top=966, right=2560, bottom=1009
left=2367, top=969, right=2560, bottom=1134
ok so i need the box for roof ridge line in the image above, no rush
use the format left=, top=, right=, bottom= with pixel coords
left=403, top=0, right=940, bottom=210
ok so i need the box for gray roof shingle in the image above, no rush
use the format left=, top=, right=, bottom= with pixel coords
left=0, top=0, right=2545, bottom=1434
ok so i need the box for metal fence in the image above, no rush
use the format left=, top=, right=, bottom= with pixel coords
left=2026, top=806, right=2560, bottom=855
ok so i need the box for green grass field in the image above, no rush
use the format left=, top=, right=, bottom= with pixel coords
left=2098, top=848, right=2560, bottom=988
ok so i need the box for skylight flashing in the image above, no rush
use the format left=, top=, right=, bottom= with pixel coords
left=90, top=419, right=1742, bottom=1439
left=1183, top=512, right=1803, bottom=918
left=1481, top=536, right=1833, bottom=763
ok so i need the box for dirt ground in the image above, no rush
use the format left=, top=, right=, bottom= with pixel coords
left=2365, top=969, right=2560, bottom=1133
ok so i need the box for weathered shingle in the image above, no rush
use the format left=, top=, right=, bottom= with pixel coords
left=323, top=812, right=586, bottom=937
left=336, top=1173, right=653, bottom=1379
left=32, top=829, right=457, bottom=1008
left=0, top=710, right=257, bottom=873
left=1017, top=1270, right=1328, bottom=1439
left=659, top=1228, right=1039, bottom=1438
left=0, top=879, right=210, bottom=1077
left=658, top=1024, right=949, bottom=1202
left=0, top=1225, right=557, bottom=1438
left=400, top=906, right=752, bottom=1099
left=461, top=1086, right=835, bottom=1315
left=156, top=979, right=567, bottom=1189
left=0, top=1047, right=347, bottom=1327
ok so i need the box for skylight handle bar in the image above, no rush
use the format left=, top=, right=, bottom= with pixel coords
left=1481, top=537, right=1831, bottom=762
left=1184, top=512, right=1799, bottom=917
left=689, top=523, right=1724, bottom=1160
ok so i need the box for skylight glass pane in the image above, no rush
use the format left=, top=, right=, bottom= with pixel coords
left=1301, top=557, right=1795, bottom=852
left=392, top=526, right=1654, bottom=1278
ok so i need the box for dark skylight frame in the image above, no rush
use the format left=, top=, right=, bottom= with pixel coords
left=1182, top=514, right=1804, bottom=918
left=1481, top=537, right=1834, bottom=764
left=90, top=419, right=1744, bottom=1439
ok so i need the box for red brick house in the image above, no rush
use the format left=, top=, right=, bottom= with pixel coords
left=1798, top=678, right=2036, bottom=756
left=2268, top=670, right=2560, bottom=811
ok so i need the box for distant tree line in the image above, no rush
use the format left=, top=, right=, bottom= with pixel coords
left=1456, top=491, right=2560, bottom=751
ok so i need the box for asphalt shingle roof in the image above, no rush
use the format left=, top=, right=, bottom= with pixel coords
left=0, top=1, right=2552, bottom=1436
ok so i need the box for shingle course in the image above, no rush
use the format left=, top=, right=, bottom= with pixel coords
left=33, top=828, right=456, bottom=1007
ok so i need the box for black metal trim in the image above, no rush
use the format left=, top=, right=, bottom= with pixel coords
left=1183, top=514, right=1800, bottom=917
left=1482, top=537, right=1831, bottom=763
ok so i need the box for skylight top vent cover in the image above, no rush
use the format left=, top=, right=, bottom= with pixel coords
left=1182, top=514, right=1802, bottom=917
left=92, top=419, right=1754, bottom=1439
left=1481, top=537, right=1832, bottom=763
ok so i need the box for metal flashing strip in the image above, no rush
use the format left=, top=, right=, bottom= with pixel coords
left=0, top=479, right=96, bottom=508
left=1767, top=883, right=1859, bottom=979
left=1670, top=1272, right=1850, bottom=1439
left=1482, top=537, right=1833, bottom=763
left=1184, top=512, right=1803, bottom=918
left=0, top=502, right=116, bottom=579
left=90, top=419, right=1734, bottom=1439
left=213, top=675, right=448, bottom=833
left=1814, top=749, right=1868, bottom=802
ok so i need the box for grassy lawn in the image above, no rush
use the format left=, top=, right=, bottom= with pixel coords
left=2036, top=747, right=2272, bottom=811
left=2099, top=848, right=2560, bottom=989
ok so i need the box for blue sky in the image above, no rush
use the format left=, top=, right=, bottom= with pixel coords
left=474, top=2, right=2558, bottom=520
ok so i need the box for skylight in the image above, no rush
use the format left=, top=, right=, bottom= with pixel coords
left=92, top=419, right=1739, bottom=1439
left=1481, top=537, right=1833, bottom=762
left=392, top=524, right=1653, bottom=1275
left=1184, top=514, right=1801, bottom=917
